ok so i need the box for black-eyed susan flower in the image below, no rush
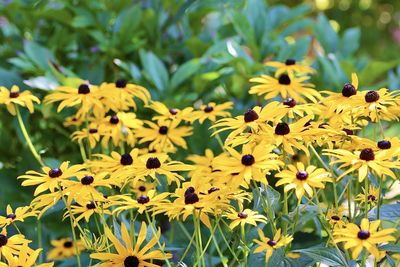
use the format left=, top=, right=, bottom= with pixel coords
left=279, top=98, right=319, bottom=119
left=63, top=172, right=114, bottom=205
left=214, top=143, right=283, bottom=186
left=326, top=207, right=346, bottom=229
left=333, top=218, right=396, bottom=259
left=0, top=229, right=31, bottom=259
left=265, top=59, right=315, bottom=76
left=0, top=85, right=40, bottom=115
left=253, top=228, right=293, bottom=263
left=44, top=83, right=104, bottom=119
left=88, top=149, right=140, bottom=177
left=355, top=186, right=379, bottom=207
left=191, top=101, right=233, bottom=124
left=275, top=162, right=331, bottom=199
left=65, top=200, right=111, bottom=226
left=71, top=124, right=101, bottom=149
left=1, top=243, right=53, bottom=267
left=30, top=192, right=62, bottom=218
left=147, top=101, right=193, bottom=123
left=323, top=148, right=400, bottom=182
left=90, top=222, right=172, bottom=266
left=136, top=120, right=192, bottom=151
left=98, top=112, right=143, bottom=147
left=18, top=162, right=86, bottom=196
left=121, top=153, right=193, bottom=186
left=224, top=208, right=267, bottom=230
left=110, top=190, right=170, bottom=215
left=99, top=79, right=151, bottom=111
left=130, top=180, right=156, bottom=196
left=352, top=88, right=399, bottom=122
left=249, top=73, right=320, bottom=103
left=47, top=238, right=85, bottom=260
left=187, top=148, right=215, bottom=178
left=0, top=205, right=38, bottom=228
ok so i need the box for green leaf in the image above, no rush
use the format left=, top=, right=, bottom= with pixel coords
left=24, top=41, right=55, bottom=70
left=294, top=246, right=348, bottom=266
left=358, top=60, right=400, bottom=86
left=229, top=11, right=259, bottom=60
left=379, top=244, right=400, bottom=253
left=369, top=202, right=400, bottom=221
left=339, top=27, right=361, bottom=57
left=170, top=58, right=202, bottom=89
left=139, top=50, right=169, bottom=91
left=314, top=13, right=338, bottom=53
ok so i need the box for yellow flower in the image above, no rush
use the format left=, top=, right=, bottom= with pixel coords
left=0, top=229, right=31, bottom=259
left=224, top=208, right=267, bottom=230
left=0, top=86, right=40, bottom=115
left=129, top=180, right=156, bottom=196
left=18, top=162, right=86, bottom=196
left=136, top=120, right=192, bottom=151
left=64, top=200, right=111, bottom=226
left=90, top=222, right=171, bottom=266
left=355, top=186, right=379, bottom=207
left=0, top=205, right=38, bottom=228
left=98, top=112, right=143, bottom=147
left=253, top=228, right=293, bottom=263
left=71, top=124, right=101, bottom=149
left=323, top=148, right=400, bottom=182
left=147, top=101, right=193, bottom=123
left=333, top=218, right=396, bottom=259
left=191, top=102, right=233, bottom=124
left=326, top=208, right=346, bottom=229
left=30, top=192, right=62, bottom=218
left=110, top=190, right=170, bottom=215
left=99, top=79, right=151, bottom=112
left=214, top=143, right=283, bottom=185
left=44, top=83, right=104, bottom=119
left=275, top=162, right=331, bottom=199
left=187, top=149, right=215, bottom=178
left=351, top=88, right=400, bottom=122
left=47, top=238, right=85, bottom=260
left=249, top=74, right=320, bottom=103
left=1, top=243, right=53, bottom=267
left=265, top=59, right=315, bottom=76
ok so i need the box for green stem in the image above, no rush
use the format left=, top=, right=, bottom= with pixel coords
left=217, top=222, right=240, bottom=264
left=212, top=128, right=225, bottom=152
left=283, top=191, right=288, bottom=235
left=37, top=219, right=43, bottom=263
left=15, top=105, right=45, bottom=166
left=252, top=181, right=276, bottom=233
left=364, top=177, right=369, bottom=218
left=377, top=175, right=383, bottom=221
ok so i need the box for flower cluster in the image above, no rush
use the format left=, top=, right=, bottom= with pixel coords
left=0, top=58, right=399, bottom=266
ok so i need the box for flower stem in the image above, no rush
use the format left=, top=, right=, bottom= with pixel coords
left=364, top=177, right=369, bottom=218
left=15, top=105, right=45, bottom=166
left=377, top=175, right=383, bottom=221
left=252, top=181, right=276, bottom=233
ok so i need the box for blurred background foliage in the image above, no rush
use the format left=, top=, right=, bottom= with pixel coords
left=0, top=0, right=399, bottom=264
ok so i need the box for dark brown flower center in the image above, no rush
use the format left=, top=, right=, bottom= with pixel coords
left=275, top=122, right=290, bottom=135
left=267, top=240, right=277, bottom=246
left=278, top=74, right=291, bottom=85
left=81, top=175, right=94, bottom=185
left=241, top=154, right=255, bottom=166
left=359, top=148, right=375, bottom=161
left=115, top=79, right=127, bottom=88
left=137, top=195, right=150, bottom=204
left=377, top=140, right=391, bottom=150
left=169, top=108, right=178, bottom=115
left=184, top=187, right=195, bottom=196
left=342, top=128, right=354, bottom=135
left=365, top=91, right=380, bottom=103
left=342, top=83, right=356, bottom=97
left=368, top=195, right=376, bottom=201
left=159, top=126, right=168, bottom=135
left=283, top=98, right=296, bottom=107
left=146, top=157, right=161, bottom=169
left=185, top=192, right=199, bottom=204
left=89, top=128, right=98, bottom=134
left=138, top=186, right=146, bottom=192
left=237, top=212, right=248, bottom=219
left=49, top=168, right=63, bottom=178
left=204, top=106, right=214, bottom=113
left=244, top=109, right=259, bottom=123
left=63, top=241, right=73, bottom=248
left=120, top=153, right=133, bottom=165
left=0, top=234, right=7, bottom=247
left=6, top=213, right=16, bottom=220
left=357, top=230, right=370, bottom=240
left=109, top=115, right=119, bottom=124
left=86, top=202, right=96, bottom=209
left=331, top=215, right=340, bottom=221
left=9, top=91, right=20, bottom=98
left=78, top=84, right=90, bottom=94
left=285, top=59, right=296, bottom=65
left=296, top=171, right=308, bottom=180
left=124, top=256, right=139, bottom=267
